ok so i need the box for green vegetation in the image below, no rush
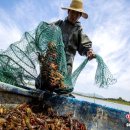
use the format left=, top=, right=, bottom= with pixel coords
left=91, top=96, right=130, bottom=106
left=104, top=97, right=130, bottom=106
left=73, top=93, right=130, bottom=106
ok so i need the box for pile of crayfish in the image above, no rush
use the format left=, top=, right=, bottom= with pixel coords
left=38, top=42, right=66, bottom=91
left=0, top=103, right=87, bottom=130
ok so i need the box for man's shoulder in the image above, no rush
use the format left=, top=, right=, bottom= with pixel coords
left=54, top=20, right=63, bottom=26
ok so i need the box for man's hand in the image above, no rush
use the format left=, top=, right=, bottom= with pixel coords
left=86, top=49, right=95, bottom=60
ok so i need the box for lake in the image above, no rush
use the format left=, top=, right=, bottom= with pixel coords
left=74, top=94, right=130, bottom=112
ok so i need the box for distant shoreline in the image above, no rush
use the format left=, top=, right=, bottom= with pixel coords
left=73, top=92, right=130, bottom=106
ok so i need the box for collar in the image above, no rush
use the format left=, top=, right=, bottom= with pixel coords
left=64, top=17, right=81, bottom=27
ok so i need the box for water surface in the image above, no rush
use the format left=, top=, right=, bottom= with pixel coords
left=74, top=94, right=130, bottom=112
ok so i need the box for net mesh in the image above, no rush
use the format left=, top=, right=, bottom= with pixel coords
left=0, top=21, right=116, bottom=91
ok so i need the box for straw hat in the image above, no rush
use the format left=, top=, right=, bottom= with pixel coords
left=61, top=0, right=88, bottom=19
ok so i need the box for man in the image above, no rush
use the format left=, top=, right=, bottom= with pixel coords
left=35, top=0, right=95, bottom=96
left=54, top=0, right=95, bottom=75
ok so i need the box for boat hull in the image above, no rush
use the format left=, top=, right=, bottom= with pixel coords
left=0, top=82, right=129, bottom=130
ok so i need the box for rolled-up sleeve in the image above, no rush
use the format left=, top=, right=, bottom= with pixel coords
left=78, top=29, right=92, bottom=56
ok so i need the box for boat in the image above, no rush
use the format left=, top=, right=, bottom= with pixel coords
left=0, top=81, right=129, bottom=130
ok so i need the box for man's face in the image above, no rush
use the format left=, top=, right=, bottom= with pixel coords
left=68, top=10, right=81, bottom=24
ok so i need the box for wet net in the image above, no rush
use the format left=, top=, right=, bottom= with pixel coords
left=0, top=21, right=116, bottom=93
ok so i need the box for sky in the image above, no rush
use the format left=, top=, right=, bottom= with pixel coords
left=0, top=0, right=130, bottom=100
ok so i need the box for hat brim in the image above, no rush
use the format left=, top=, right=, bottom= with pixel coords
left=61, top=7, right=88, bottom=19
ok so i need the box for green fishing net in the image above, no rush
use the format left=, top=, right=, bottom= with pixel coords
left=0, top=21, right=116, bottom=92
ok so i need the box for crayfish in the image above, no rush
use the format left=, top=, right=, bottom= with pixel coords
left=37, top=42, right=66, bottom=92
left=0, top=103, right=87, bottom=130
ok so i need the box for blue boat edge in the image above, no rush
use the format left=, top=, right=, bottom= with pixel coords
left=0, top=81, right=129, bottom=130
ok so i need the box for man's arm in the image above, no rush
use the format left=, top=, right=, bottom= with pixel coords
left=78, top=29, right=95, bottom=60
